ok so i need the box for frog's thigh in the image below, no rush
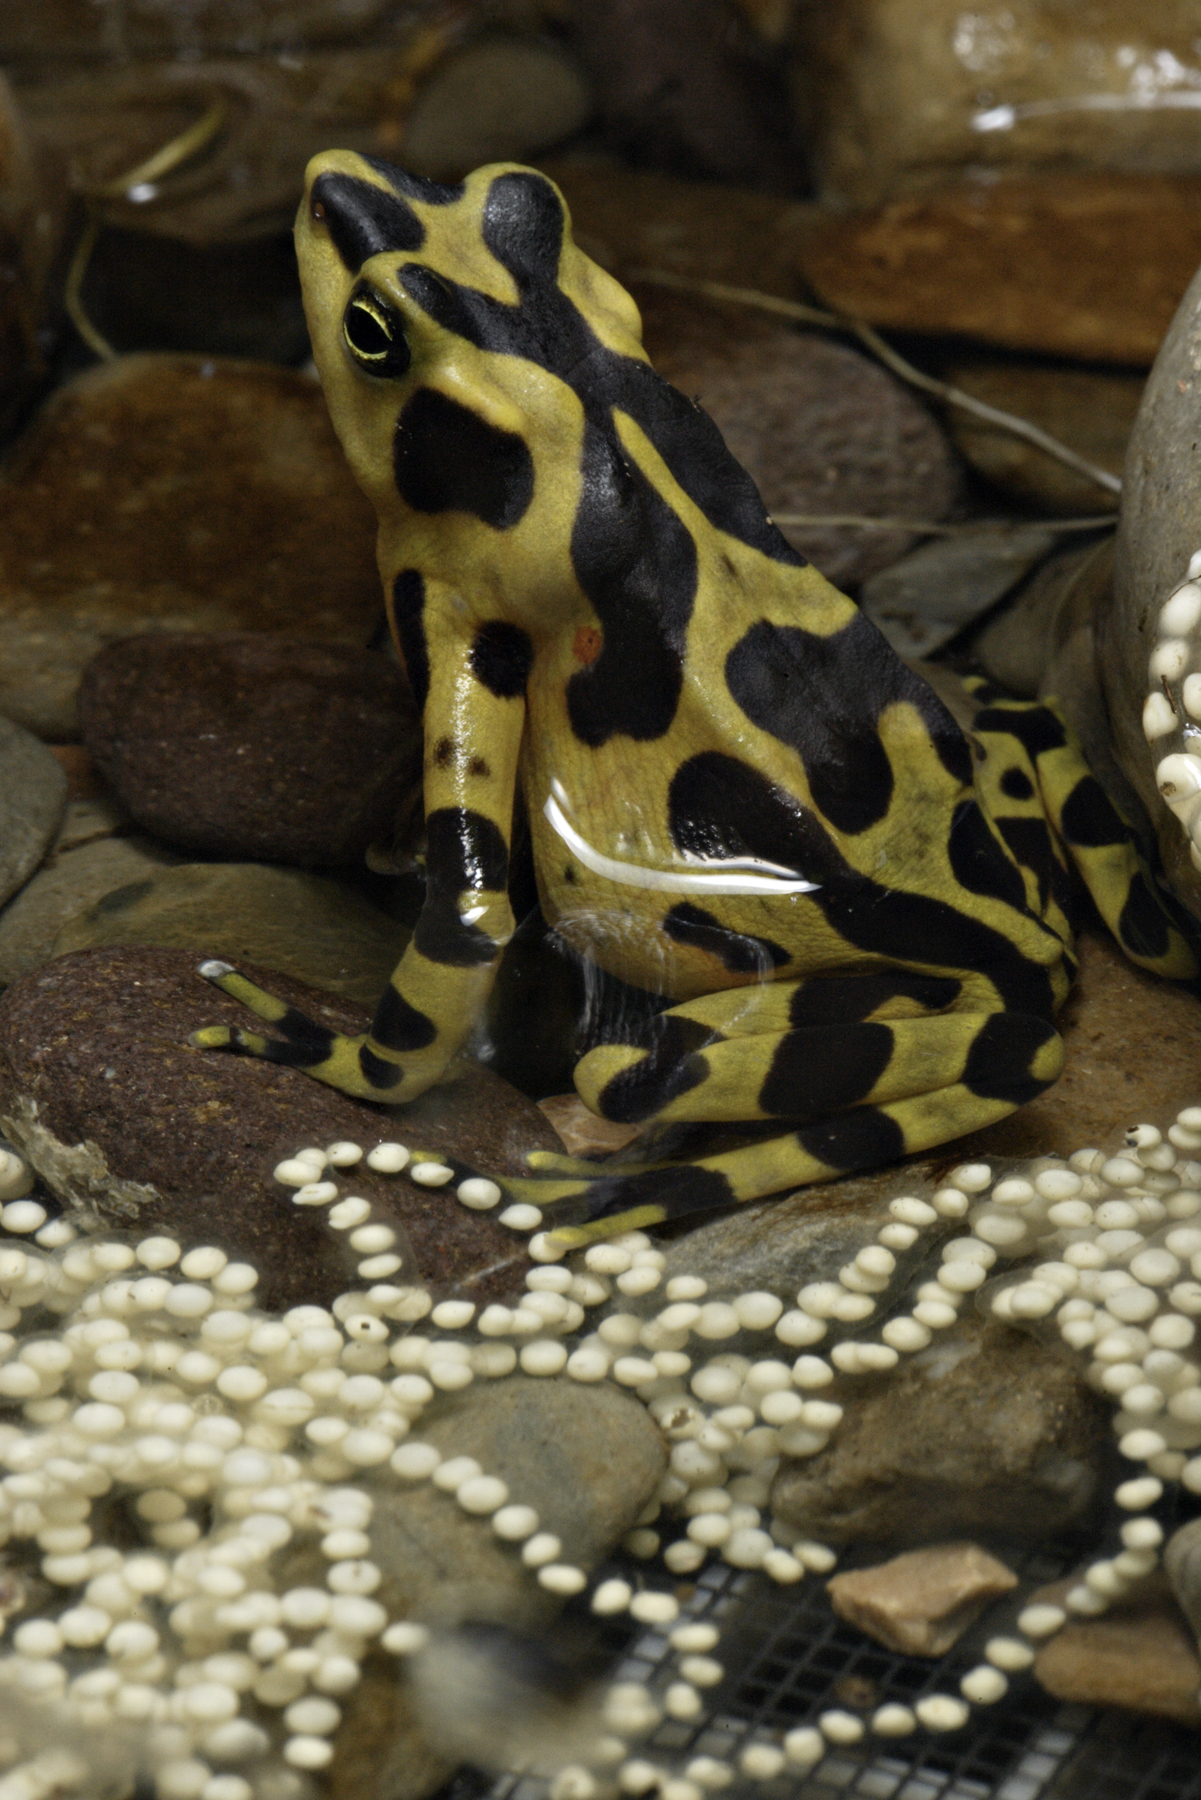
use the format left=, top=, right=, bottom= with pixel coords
left=575, top=998, right=1063, bottom=1128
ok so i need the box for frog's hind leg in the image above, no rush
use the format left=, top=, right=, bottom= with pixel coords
left=520, top=974, right=1064, bottom=1245
left=190, top=960, right=397, bottom=1095
left=969, top=686, right=1201, bottom=982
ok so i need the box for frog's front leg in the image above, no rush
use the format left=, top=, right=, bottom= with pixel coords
left=191, top=584, right=527, bottom=1101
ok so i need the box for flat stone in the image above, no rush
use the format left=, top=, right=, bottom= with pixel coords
left=79, top=633, right=421, bottom=868
left=771, top=1314, right=1111, bottom=1548
left=0, top=832, right=178, bottom=987
left=789, top=1, right=1201, bottom=208
left=0, top=946, right=561, bottom=1308
left=1111, top=249, right=1201, bottom=921
left=859, top=525, right=1058, bottom=659
left=827, top=1541, right=1018, bottom=1656
left=1031, top=1573, right=1201, bottom=1726
left=305, top=1375, right=666, bottom=1799
left=0, top=715, right=67, bottom=907
left=0, top=355, right=380, bottom=739
left=798, top=174, right=1201, bottom=366
left=1165, top=1516, right=1201, bottom=1646
left=638, top=297, right=962, bottom=588
left=947, top=361, right=1139, bottom=515
left=53, top=862, right=407, bottom=1007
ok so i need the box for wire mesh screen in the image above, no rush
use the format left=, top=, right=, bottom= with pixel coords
left=437, top=1534, right=1201, bottom=1800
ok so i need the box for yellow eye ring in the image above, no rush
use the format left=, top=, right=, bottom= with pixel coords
left=342, top=289, right=411, bottom=377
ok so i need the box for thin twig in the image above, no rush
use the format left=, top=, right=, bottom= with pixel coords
left=628, top=267, right=1124, bottom=499
left=769, top=512, right=1116, bottom=535
left=65, top=98, right=227, bottom=362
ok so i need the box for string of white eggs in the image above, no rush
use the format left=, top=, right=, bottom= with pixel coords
left=0, top=1101, right=1198, bottom=1800
left=1141, top=547, right=1201, bottom=866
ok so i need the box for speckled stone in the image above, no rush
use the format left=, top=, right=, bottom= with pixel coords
left=1031, top=1573, right=1201, bottom=1726
left=0, top=355, right=381, bottom=739
left=79, top=633, right=421, bottom=867
left=52, top=861, right=407, bottom=1006
left=1110, top=250, right=1201, bottom=922
left=639, top=293, right=962, bottom=589
left=0, top=947, right=561, bottom=1309
left=771, top=1314, right=1111, bottom=1548
left=0, top=716, right=67, bottom=907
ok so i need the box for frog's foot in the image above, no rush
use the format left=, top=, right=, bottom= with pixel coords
left=190, top=961, right=403, bottom=1098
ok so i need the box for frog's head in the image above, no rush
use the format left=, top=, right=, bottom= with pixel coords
left=296, top=150, right=648, bottom=602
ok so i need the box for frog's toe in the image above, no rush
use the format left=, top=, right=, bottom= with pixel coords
left=523, top=1149, right=611, bottom=1176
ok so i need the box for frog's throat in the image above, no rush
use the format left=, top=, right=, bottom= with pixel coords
left=542, top=792, right=820, bottom=897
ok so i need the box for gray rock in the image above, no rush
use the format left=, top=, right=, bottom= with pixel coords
left=0, top=834, right=178, bottom=988
left=771, top=1314, right=1111, bottom=1548
left=1165, top=1515, right=1201, bottom=1645
left=1111, top=250, right=1201, bottom=921
left=0, top=621, right=108, bottom=741
left=52, top=861, right=407, bottom=1006
left=288, top=1376, right=667, bottom=1800
left=860, top=525, right=1059, bottom=660
left=0, top=717, right=67, bottom=908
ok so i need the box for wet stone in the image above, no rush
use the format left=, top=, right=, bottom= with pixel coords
left=79, top=633, right=421, bottom=868
left=1031, top=1573, right=1201, bottom=1727
left=798, top=173, right=1201, bottom=367
left=0, top=355, right=381, bottom=739
left=771, top=1314, right=1111, bottom=1548
left=946, top=360, right=1140, bottom=515
left=789, top=0, right=1201, bottom=207
left=52, top=862, right=408, bottom=1007
left=639, top=296, right=962, bottom=589
left=0, top=832, right=179, bottom=988
left=0, top=715, right=67, bottom=908
left=0, top=946, right=561, bottom=1309
left=827, top=1542, right=1019, bottom=1657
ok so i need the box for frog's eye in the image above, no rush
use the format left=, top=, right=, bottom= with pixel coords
left=342, top=289, right=411, bottom=378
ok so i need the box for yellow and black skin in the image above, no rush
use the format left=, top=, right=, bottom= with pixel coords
left=193, top=151, right=1200, bottom=1246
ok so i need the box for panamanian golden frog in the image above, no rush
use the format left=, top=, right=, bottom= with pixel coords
left=193, top=151, right=1200, bottom=1246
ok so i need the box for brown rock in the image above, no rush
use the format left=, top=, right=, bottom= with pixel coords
left=2, top=0, right=402, bottom=62
left=0, top=72, right=67, bottom=436
left=1032, top=1573, right=1201, bottom=1726
left=542, top=159, right=820, bottom=302
left=0, top=947, right=562, bottom=1309
left=827, top=1542, right=1018, bottom=1656
left=0, top=355, right=380, bottom=738
left=771, top=1314, right=1111, bottom=1548
left=638, top=297, right=962, bottom=588
left=798, top=175, right=1201, bottom=366
left=947, top=361, right=1140, bottom=515
left=788, top=0, right=1201, bottom=207
left=52, top=862, right=408, bottom=1007
left=79, top=634, right=421, bottom=868
left=566, top=0, right=793, bottom=186
left=400, top=39, right=592, bottom=182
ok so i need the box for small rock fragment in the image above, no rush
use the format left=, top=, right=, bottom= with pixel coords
left=827, top=1541, right=1018, bottom=1656
left=537, top=1094, right=643, bottom=1158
